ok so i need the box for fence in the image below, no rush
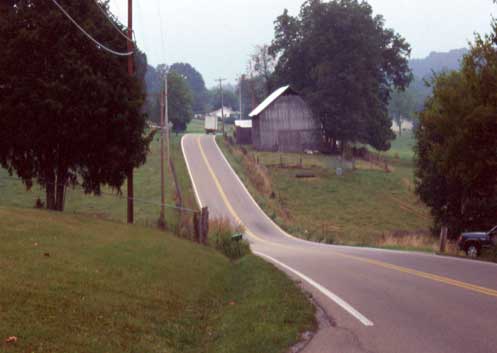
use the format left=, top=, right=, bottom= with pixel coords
left=0, top=174, right=208, bottom=243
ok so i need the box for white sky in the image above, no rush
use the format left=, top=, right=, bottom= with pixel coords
left=109, top=0, right=497, bottom=87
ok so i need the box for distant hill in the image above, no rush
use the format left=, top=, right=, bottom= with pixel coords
left=409, top=48, right=469, bottom=79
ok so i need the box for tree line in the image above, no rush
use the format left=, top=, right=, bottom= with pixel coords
left=415, top=25, right=497, bottom=236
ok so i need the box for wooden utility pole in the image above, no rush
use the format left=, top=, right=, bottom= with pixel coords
left=159, top=78, right=166, bottom=227
left=165, top=73, right=170, bottom=169
left=239, top=75, right=244, bottom=120
left=248, top=62, right=256, bottom=110
left=216, top=78, right=226, bottom=134
left=126, top=0, right=134, bottom=224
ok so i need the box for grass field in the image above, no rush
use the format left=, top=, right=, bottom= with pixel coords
left=218, top=133, right=437, bottom=251
left=186, top=119, right=205, bottom=134
left=0, top=207, right=315, bottom=353
left=0, top=132, right=197, bottom=231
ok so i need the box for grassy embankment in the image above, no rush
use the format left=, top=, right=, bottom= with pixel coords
left=0, top=207, right=315, bottom=353
left=218, top=132, right=439, bottom=252
left=0, top=119, right=316, bottom=352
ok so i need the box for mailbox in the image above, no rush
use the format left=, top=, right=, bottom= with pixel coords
left=231, top=233, right=244, bottom=242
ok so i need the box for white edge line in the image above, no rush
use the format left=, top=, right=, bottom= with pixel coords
left=254, top=251, right=374, bottom=327
left=181, top=135, right=203, bottom=208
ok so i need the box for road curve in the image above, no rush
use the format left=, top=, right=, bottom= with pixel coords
left=182, top=134, right=497, bottom=353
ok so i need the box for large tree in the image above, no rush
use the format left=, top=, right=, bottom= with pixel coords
left=170, top=62, right=208, bottom=114
left=270, top=0, right=412, bottom=152
left=207, top=86, right=239, bottom=112
left=415, top=29, right=497, bottom=236
left=248, top=44, right=277, bottom=97
left=166, top=71, right=194, bottom=132
left=0, top=0, right=149, bottom=211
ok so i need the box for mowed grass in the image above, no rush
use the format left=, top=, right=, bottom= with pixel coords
left=0, top=207, right=315, bottom=353
left=0, top=133, right=197, bottom=229
left=218, top=134, right=435, bottom=251
left=186, top=119, right=205, bottom=134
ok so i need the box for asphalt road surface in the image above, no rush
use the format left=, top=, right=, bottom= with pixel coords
left=182, top=134, right=497, bottom=353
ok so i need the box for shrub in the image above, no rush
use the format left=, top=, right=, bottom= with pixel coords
left=210, top=218, right=251, bottom=260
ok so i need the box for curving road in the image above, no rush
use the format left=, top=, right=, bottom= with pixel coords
left=182, top=134, right=497, bottom=353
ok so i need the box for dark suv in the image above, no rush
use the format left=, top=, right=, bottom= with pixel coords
left=457, top=226, right=497, bottom=257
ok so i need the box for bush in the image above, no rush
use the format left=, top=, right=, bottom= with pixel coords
left=210, top=218, right=251, bottom=260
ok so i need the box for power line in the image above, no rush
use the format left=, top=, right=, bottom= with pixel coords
left=50, top=0, right=134, bottom=57
left=93, top=0, right=133, bottom=42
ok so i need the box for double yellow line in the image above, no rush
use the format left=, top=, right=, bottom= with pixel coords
left=195, top=136, right=497, bottom=299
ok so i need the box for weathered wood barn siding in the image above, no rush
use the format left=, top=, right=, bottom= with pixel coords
left=251, top=91, right=321, bottom=152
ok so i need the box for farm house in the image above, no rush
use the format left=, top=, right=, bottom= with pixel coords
left=249, top=86, right=321, bottom=152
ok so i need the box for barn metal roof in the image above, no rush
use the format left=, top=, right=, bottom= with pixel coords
left=248, top=85, right=295, bottom=118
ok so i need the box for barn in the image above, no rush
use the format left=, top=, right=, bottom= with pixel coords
left=249, top=86, right=321, bottom=152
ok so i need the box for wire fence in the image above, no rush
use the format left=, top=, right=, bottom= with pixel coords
left=0, top=175, right=200, bottom=240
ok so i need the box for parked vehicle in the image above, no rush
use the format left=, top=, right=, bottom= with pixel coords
left=457, top=226, right=497, bottom=257
left=204, top=115, right=218, bottom=134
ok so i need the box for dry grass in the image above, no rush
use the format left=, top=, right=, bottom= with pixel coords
left=377, top=231, right=439, bottom=252
left=227, top=143, right=272, bottom=195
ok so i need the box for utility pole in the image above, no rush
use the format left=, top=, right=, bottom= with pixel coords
left=216, top=78, right=226, bottom=134
left=165, top=73, right=170, bottom=170
left=239, top=75, right=244, bottom=120
left=159, top=77, right=166, bottom=228
left=126, top=0, right=134, bottom=224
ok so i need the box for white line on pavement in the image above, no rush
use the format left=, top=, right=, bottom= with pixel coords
left=254, top=251, right=375, bottom=327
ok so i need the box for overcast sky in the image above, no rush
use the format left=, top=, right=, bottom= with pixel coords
left=109, top=0, right=496, bottom=87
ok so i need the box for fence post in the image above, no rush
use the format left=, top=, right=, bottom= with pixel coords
left=193, top=212, right=200, bottom=243
left=439, top=226, right=448, bottom=253
left=201, top=207, right=209, bottom=245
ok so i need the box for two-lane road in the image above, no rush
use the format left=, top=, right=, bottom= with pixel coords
left=182, top=134, right=497, bottom=353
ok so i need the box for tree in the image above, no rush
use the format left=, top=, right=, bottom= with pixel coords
left=270, top=0, right=412, bottom=152
left=248, top=44, right=277, bottom=97
left=207, top=86, right=239, bottom=112
left=389, top=88, right=416, bottom=135
left=170, top=62, right=208, bottom=114
left=167, top=71, right=193, bottom=132
left=415, top=28, right=497, bottom=237
left=0, top=0, right=149, bottom=211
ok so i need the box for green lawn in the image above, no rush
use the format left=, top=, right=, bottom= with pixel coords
left=0, top=133, right=197, bottom=230
left=218, top=134, right=436, bottom=251
left=0, top=207, right=315, bottom=353
left=186, top=119, right=205, bottom=134
left=383, top=130, right=416, bottom=162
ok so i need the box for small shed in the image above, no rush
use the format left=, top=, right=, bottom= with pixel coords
left=234, top=120, right=252, bottom=145
left=249, top=86, right=321, bottom=152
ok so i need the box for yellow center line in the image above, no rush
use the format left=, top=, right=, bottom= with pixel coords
left=195, top=136, right=497, bottom=299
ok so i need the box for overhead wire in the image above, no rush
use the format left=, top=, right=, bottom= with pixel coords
left=49, top=0, right=134, bottom=57
left=92, top=0, right=134, bottom=42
